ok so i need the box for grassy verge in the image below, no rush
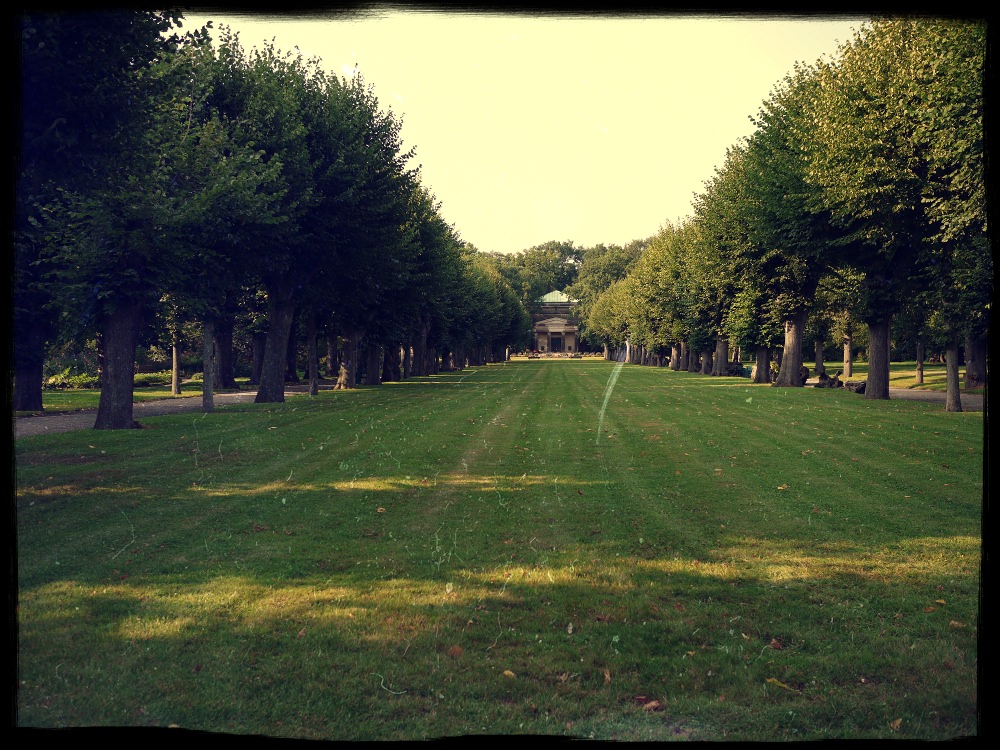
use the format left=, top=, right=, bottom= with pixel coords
left=16, top=361, right=981, bottom=739
left=804, top=360, right=983, bottom=394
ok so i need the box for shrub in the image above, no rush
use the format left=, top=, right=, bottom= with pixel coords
left=133, top=371, right=173, bottom=388
left=43, top=368, right=100, bottom=390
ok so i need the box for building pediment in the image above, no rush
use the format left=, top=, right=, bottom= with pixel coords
left=536, top=317, right=575, bottom=329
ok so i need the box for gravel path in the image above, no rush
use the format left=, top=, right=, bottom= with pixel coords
left=14, top=381, right=983, bottom=440
left=14, top=385, right=330, bottom=439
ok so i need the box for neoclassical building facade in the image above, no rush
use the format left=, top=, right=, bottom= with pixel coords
left=532, top=290, right=579, bottom=353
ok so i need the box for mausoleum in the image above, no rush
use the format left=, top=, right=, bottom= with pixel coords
left=532, top=290, right=579, bottom=353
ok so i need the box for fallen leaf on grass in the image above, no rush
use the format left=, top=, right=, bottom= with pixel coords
left=376, top=507, right=386, bottom=514
left=777, top=484, right=789, bottom=491
left=766, top=678, right=798, bottom=692
left=714, top=468, right=723, bottom=476
left=935, top=599, right=946, bottom=605
left=447, top=645, right=463, bottom=658
left=632, top=695, right=663, bottom=711
left=769, top=638, right=783, bottom=650
left=298, top=628, right=306, bottom=638
left=604, top=669, right=611, bottom=684
left=923, top=607, right=936, bottom=612
left=502, top=670, right=516, bottom=679
left=949, top=621, right=965, bottom=629
left=889, top=718, right=903, bottom=731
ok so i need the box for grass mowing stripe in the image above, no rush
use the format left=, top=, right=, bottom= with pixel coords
left=16, top=360, right=980, bottom=740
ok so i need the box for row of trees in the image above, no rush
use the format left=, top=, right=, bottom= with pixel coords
left=15, top=12, right=532, bottom=428
left=582, top=18, right=989, bottom=411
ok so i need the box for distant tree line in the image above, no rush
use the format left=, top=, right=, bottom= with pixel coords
left=15, top=11, right=532, bottom=428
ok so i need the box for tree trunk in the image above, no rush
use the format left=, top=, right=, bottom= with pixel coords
left=711, top=337, right=729, bottom=376
left=752, top=346, right=771, bottom=384
left=383, top=344, right=402, bottom=382
left=285, top=318, right=301, bottom=384
left=411, top=316, right=431, bottom=376
left=814, top=339, right=825, bottom=376
left=94, top=300, right=144, bottom=429
left=364, top=343, right=383, bottom=385
left=171, top=327, right=182, bottom=396
left=13, top=317, right=46, bottom=412
left=964, top=333, right=987, bottom=389
left=915, top=338, right=925, bottom=385
left=255, top=278, right=296, bottom=404
left=202, top=319, right=215, bottom=413
left=700, top=349, right=713, bottom=375
left=326, top=335, right=337, bottom=377
left=215, top=316, right=237, bottom=389
left=843, top=328, right=853, bottom=378
left=335, top=328, right=362, bottom=390
left=679, top=342, right=688, bottom=371
left=774, top=312, right=807, bottom=387
left=96, top=333, right=105, bottom=388
left=306, top=313, right=319, bottom=396
left=403, top=343, right=413, bottom=380
left=946, top=337, right=963, bottom=412
left=864, top=314, right=892, bottom=400
left=687, top=349, right=701, bottom=373
left=250, top=331, right=267, bottom=386
left=669, top=344, right=680, bottom=370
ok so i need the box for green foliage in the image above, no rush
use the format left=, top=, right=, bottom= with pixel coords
left=492, top=240, right=583, bottom=308
left=43, top=368, right=100, bottom=390
left=133, top=371, right=175, bottom=388
left=567, top=240, right=646, bottom=345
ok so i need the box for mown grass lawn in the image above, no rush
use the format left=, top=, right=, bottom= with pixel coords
left=15, top=360, right=982, bottom=740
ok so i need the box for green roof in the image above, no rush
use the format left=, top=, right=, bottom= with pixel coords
left=538, top=290, right=573, bottom=303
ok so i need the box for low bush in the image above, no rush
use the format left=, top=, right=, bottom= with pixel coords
left=132, top=370, right=173, bottom=388
left=43, top=368, right=100, bottom=390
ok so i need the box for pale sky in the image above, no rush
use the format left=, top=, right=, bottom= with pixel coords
left=181, top=9, right=867, bottom=255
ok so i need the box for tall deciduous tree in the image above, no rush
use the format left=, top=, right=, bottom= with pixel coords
left=804, top=19, right=987, bottom=401
left=15, top=11, right=181, bottom=413
left=34, top=18, right=285, bottom=428
left=740, top=65, right=846, bottom=388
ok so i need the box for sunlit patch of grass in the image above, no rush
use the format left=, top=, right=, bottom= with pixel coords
left=187, top=473, right=608, bottom=498
left=711, top=535, right=981, bottom=583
